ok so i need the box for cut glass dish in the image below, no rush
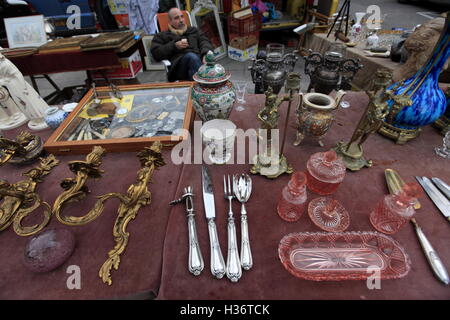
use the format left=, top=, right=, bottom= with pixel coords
left=278, top=231, right=411, bottom=281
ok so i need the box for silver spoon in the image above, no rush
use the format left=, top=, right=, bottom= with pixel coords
left=233, top=173, right=253, bottom=270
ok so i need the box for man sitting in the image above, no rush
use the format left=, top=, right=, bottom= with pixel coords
left=150, top=7, right=213, bottom=82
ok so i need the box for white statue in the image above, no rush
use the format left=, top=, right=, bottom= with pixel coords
left=0, top=86, right=28, bottom=130
left=0, top=53, right=49, bottom=130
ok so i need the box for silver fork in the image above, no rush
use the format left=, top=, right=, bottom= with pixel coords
left=223, top=174, right=242, bottom=282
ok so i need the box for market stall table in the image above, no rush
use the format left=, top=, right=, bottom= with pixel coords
left=5, top=35, right=145, bottom=101
left=1, top=91, right=449, bottom=300
left=157, top=92, right=450, bottom=300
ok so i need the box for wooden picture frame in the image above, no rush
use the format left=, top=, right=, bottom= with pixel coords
left=190, top=0, right=227, bottom=60
left=44, top=82, right=195, bottom=155
left=4, top=15, right=47, bottom=49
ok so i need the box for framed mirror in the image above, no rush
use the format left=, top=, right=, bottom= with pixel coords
left=190, top=0, right=227, bottom=60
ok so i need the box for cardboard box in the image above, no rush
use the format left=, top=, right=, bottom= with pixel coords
left=92, top=50, right=143, bottom=80
left=227, top=44, right=258, bottom=62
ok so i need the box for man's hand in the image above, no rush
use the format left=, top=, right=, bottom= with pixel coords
left=175, top=39, right=189, bottom=50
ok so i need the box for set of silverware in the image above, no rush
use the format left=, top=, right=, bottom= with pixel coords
left=223, top=172, right=253, bottom=282
left=170, top=166, right=253, bottom=282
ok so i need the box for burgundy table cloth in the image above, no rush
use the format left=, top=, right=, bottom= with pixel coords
left=8, top=49, right=121, bottom=76
left=0, top=127, right=183, bottom=299
left=157, top=92, right=450, bottom=300
left=1, top=92, right=449, bottom=300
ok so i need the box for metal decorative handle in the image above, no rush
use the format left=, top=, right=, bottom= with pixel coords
left=207, top=219, right=226, bottom=279
left=187, top=213, right=204, bottom=276
left=413, top=222, right=449, bottom=285
left=240, top=203, right=253, bottom=270
left=226, top=216, right=242, bottom=282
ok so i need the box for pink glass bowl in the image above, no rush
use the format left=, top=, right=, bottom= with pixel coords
left=308, top=197, right=350, bottom=232
left=278, top=231, right=411, bottom=281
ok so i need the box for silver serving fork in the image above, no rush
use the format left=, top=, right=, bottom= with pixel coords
left=223, top=174, right=242, bottom=282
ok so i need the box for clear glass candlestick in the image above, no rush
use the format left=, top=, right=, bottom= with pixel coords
left=435, top=130, right=450, bottom=159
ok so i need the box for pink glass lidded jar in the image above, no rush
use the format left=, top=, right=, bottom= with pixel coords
left=306, top=150, right=346, bottom=195
left=277, top=171, right=308, bottom=222
left=370, top=182, right=423, bottom=234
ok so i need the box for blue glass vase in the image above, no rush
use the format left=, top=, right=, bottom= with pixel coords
left=382, top=14, right=450, bottom=136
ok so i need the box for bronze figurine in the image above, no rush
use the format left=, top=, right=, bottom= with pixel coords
left=334, top=69, right=393, bottom=171
left=251, top=87, right=293, bottom=179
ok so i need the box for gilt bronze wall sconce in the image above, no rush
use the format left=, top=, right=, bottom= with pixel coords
left=76, top=142, right=165, bottom=285
left=0, top=155, right=59, bottom=236
left=0, top=131, right=44, bottom=166
left=53, top=146, right=106, bottom=226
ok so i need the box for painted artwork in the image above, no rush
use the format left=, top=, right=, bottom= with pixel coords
left=4, top=15, right=47, bottom=48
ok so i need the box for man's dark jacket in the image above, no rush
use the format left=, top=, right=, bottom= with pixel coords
left=150, top=27, right=213, bottom=81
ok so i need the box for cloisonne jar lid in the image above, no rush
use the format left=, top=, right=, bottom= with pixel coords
left=193, top=51, right=231, bottom=85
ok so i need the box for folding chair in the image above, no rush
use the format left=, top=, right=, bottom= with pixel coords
left=150, top=10, right=193, bottom=82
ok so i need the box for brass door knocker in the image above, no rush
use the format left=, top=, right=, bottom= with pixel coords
left=53, top=146, right=106, bottom=226
left=0, top=154, right=59, bottom=236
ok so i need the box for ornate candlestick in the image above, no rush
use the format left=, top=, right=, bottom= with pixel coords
left=250, top=87, right=292, bottom=178
left=53, top=146, right=106, bottom=225
left=334, top=69, right=393, bottom=171
left=0, top=131, right=44, bottom=166
left=0, top=155, right=59, bottom=236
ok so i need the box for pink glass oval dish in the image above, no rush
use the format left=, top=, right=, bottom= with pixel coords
left=278, top=231, right=411, bottom=281
left=308, top=197, right=350, bottom=232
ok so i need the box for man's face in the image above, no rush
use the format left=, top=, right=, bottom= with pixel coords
left=169, top=9, right=186, bottom=29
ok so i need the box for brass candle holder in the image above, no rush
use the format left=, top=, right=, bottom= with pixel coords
left=53, top=146, right=106, bottom=226
left=0, top=131, right=43, bottom=166
left=334, top=69, right=393, bottom=171
left=250, top=86, right=293, bottom=179
left=0, top=154, right=59, bottom=236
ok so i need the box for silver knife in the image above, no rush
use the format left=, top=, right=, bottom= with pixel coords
left=431, top=177, right=450, bottom=200
left=202, top=166, right=226, bottom=279
left=415, top=176, right=450, bottom=223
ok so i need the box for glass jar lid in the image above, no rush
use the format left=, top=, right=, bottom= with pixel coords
left=307, top=150, right=346, bottom=183
left=193, top=51, right=231, bottom=85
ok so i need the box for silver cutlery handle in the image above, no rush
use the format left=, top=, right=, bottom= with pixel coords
left=187, top=213, right=204, bottom=276
left=413, top=223, right=449, bottom=285
left=207, top=218, right=226, bottom=279
left=240, top=204, right=253, bottom=270
left=226, top=216, right=242, bottom=282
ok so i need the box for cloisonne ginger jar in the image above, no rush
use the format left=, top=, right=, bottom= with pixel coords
left=192, top=51, right=236, bottom=121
